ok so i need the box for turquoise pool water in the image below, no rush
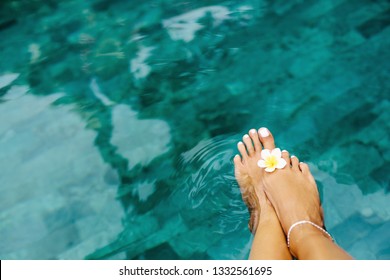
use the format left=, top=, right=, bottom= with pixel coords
left=0, top=0, right=389, bottom=260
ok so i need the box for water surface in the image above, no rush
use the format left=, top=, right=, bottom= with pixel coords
left=0, top=0, right=389, bottom=259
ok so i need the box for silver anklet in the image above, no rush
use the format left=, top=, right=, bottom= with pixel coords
left=287, top=220, right=333, bottom=248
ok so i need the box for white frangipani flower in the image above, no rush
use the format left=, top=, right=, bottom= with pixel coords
left=257, top=148, right=287, bottom=172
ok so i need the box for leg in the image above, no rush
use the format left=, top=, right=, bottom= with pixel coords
left=234, top=128, right=292, bottom=260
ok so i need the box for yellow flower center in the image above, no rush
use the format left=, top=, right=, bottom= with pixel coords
left=265, top=155, right=278, bottom=168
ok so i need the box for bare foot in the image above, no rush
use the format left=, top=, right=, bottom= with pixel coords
left=233, top=128, right=281, bottom=233
left=256, top=129, right=324, bottom=236
left=235, top=127, right=350, bottom=260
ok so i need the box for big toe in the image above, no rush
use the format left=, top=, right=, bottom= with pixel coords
left=258, top=127, right=276, bottom=150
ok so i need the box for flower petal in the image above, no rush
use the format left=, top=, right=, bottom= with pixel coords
left=271, top=148, right=282, bottom=158
left=258, top=160, right=266, bottom=168
left=261, top=149, right=271, bottom=159
left=265, top=167, right=275, bottom=172
left=276, top=158, right=287, bottom=169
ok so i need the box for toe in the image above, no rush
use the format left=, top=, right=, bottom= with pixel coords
left=282, top=150, right=291, bottom=167
left=299, top=162, right=309, bottom=173
left=237, top=141, right=248, bottom=159
left=233, top=154, right=242, bottom=166
left=243, top=134, right=255, bottom=156
left=300, top=162, right=316, bottom=184
left=290, top=155, right=300, bottom=170
left=249, top=129, right=262, bottom=153
left=258, top=127, right=276, bottom=150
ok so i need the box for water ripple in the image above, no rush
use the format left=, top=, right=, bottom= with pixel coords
left=176, top=135, right=248, bottom=234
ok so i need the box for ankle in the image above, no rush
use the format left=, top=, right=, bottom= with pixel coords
left=288, top=222, right=333, bottom=257
left=257, top=205, right=279, bottom=225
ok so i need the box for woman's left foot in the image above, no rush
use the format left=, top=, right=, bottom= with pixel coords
left=234, top=128, right=279, bottom=233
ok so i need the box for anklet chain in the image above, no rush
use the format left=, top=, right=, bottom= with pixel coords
left=287, top=220, right=333, bottom=248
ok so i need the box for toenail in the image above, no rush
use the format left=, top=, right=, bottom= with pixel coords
left=259, top=127, right=269, bottom=137
left=250, top=129, right=256, bottom=135
left=238, top=141, right=243, bottom=145
left=282, top=150, right=288, bottom=153
left=243, top=134, right=250, bottom=139
left=291, top=155, right=296, bottom=158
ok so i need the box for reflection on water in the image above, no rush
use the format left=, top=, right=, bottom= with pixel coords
left=0, top=0, right=389, bottom=259
left=0, top=90, right=124, bottom=259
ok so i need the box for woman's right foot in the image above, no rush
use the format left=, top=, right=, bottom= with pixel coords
left=255, top=129, right=324, bottom=236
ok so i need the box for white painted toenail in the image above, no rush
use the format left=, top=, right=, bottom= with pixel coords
left=259, top=127, right=269, bottom=137
left=250, top=129, right=256, bottom=135
left=282, top=150, right=288, bottom=153
left=243, top=134, right=249, bottom=139
left=238, top=141, right=243, bottom=145
left=291, top=155, right=296, bottom=158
